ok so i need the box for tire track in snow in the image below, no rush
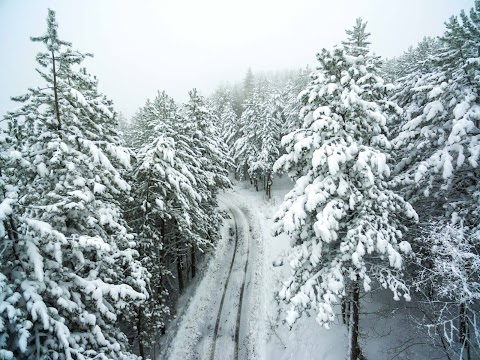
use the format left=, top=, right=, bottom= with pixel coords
left=210, top=202, right=251, bottom=360
left=210, top=211, right=239, bottom=360
left=165, top=194, right=258, bottom=360
left=234, top=208, right=250, bottom=360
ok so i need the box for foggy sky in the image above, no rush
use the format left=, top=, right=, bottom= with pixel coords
left=0, top=0, right=474, bottom=118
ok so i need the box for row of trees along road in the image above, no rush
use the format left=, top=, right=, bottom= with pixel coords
left=0, top=9, right=230, bottom=360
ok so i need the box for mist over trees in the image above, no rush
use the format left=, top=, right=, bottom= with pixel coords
left=1, top=2, right=480, bottom=360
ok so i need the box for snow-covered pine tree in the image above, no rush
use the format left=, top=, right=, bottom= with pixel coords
left=133, top=131, right=198, bottom=356
left=116, top=92, right=167, bottom=358
left=273, top=23, right=417, bottom=359
left=181, top=89, right=231, bottom=196
left=0, top=10, right=148, bottom=359
left=385, top=37, right=441, bottom=139
left=181, top=88, right=231, bottom=213
left=414, top=222, right=480, bottom=358
left=232, top=88, right=263, bottom=181
left=393, top=2, right=480, bottom=217
left=208, top=88, right=240, bottom=155
left=255, top=87, right=284, bottom=196
left=156, top=89, right=231, bottom=290
left=382, top=37, right=440, bottom=83
left=0, top=131, right=27, bottom=360
left=125, top=99, right=159, bottom=148
left=282, top=69, right=311, bottom=136
left=220, top=97, right=240, bottom=155
left=243, top=68, right=255, bottom=102
left=341, top=18, right=371, bottom=57
left=232, top=82, right=282, bottom=186
left=391, top=2, right=480, bottom=355
left=231, top=80, right=287, bottom=194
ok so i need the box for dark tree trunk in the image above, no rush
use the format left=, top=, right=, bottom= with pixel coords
left=459, top=302, right=470, bottom=359
left=191, top=247, right=196, bottom=279
left=266, top=172, right=272, bottom=199
left=51, top=51, right=61, bottom=130
left=4, top=215, right=17, bottom=242
left=459, top=302, right=466, bottom=343
left=159, top=218, right=166, bottom=274
left=342, top=296, right=350, bottom=325
left=350, top=281, right=361, bottom=360
left=176, top=254, right=184, bottom=293
left=137, top=308, right=145, bottom=360
left=0, top=168, right=18, bottom=242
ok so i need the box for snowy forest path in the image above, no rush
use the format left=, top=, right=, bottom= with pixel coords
left=209, top=199, right=251, bottom=360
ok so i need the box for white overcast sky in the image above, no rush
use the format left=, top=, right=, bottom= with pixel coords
left=0, top=0, right=474, bottom=118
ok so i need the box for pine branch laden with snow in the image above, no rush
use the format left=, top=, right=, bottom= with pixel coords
left=179, top=89, right=232, bottom=244
left=391, top=2, right=480, bottom=228
left=414, top=222, right=480, bottom=357
left=0, top=9, right=148, bottom=359
left=124, top=89, right=232, bottom=353
left=281, top=71, right=311, bottom=136
left=388, top=8, right=480, bottom=352
left=207, top=88, right=240, bottom=151
left=130, top=89, right=231, bottom=252
left=232, top=83, right=284, bottom=181
left=273, top=45, right=417, bottom=329
left=341, top=18, right=372, bottom=57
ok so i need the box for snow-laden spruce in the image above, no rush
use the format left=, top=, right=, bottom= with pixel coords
left=281, top=70, right=310, bottom=136
left=389, top=3, right=480, bottom=356
left=414, top=222, right=480, bottom=354
left=208, top=88, right=239, bottom=150
left=233, top=83, right=284, bottom=183
left=0, top=10, right=148, bottom=359
left=392, top=1, right=480, bottom=226
left=123, top=89, right=231, bottom=357
left=128, top=92, right=190, bottom=357
left=273, top=44, right=418, bottom=330
left=132, top=133, right=196, bottom=357
left=180, top=89, right=232, bottom=244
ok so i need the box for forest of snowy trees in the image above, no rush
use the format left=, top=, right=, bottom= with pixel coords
left=1, top=2, right=480, bottom=360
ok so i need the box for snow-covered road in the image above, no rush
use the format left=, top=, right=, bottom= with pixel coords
left=209, top=202, right=251, bottom=360
left=165, top=191, right=264, bottom=360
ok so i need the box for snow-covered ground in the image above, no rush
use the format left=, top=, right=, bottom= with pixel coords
left=162, top=176, right=443, bottom=360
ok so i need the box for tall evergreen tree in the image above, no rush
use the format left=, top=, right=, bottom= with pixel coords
left=341, top=18, right=371, bottom=57
left=0, top=10, right=148, bottom=359
left=391, top=2, right=480, bottom=355
left=273, top=22, right=417, bottom=359
left=281, top=69, right=311, bottom=136
left=243, top=68, right=255, bottom=101
left=233, top=86, right=264, bottom=181
left=170, top=89, right=231, bottom=289
left=208, top=88, right=240, bottom=151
